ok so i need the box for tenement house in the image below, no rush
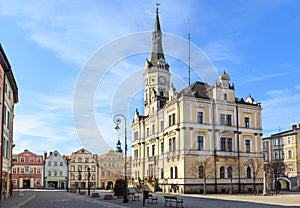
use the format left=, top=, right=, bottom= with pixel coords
left=68, top=148, right=98, bottom=190
left=131, top=8, right=263, bottom=194
left=44, top=150, right=68, bottom=189
left=0, top=44, right=18, bottom=199
left=262, top=124, right=300, bottom=191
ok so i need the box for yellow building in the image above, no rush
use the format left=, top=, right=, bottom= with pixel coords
left=67, top=148, right=98, bottom=191
left=131, top=8, right=263, bottom=194
left=98, top=146, right=132, bottom=190
left=262, top=124, right=300, bottom=191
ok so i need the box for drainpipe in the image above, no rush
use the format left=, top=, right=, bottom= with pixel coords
left=236, top=105, right=241, bottom=193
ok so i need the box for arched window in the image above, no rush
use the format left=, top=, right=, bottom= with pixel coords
left=175, top=166, right=178, bottom=179
left=247, top=167, right=251, bottom=178
left=220, top=166, right=225, bottom=178
left=224, top=93, right=227, bottom=101
left=228, top=166, right=233, bottom=178
left=170, top=167, right=173, bottom=179
left=198, top=166, right=204, bottom=179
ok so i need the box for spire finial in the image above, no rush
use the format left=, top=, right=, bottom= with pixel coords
left=156, top=2, right=160, bottom=12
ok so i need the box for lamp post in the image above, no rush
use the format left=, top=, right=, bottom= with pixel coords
left=114, top=114, right=129, bottom=203
left=87, top=167, right=91, bottom=196
left=78, top=168, right=81, bottom=194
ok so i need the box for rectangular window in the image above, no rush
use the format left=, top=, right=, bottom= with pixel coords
left=152, top=124, right=155, bottom=135
left=161, top=142, right=164, bottom=154
left=20, top=157, right=25, bottom=163
left=262, top=142, right=266, bottom=148
left=108, top=171, right=111, bottom=176
left=20, top=168, right=24, bottom=174
left=226, top=114, right=232, bottom=126
left=169, top=139, right=172, bottom=152
left=280, top=138, right=284, bottom=145
left=37, top=157, right=41, bottom=163
left=37, top=169, right=41, bottom=174
left=288, top=150, right=292, bottom=158
left=60, top=171, right=63, bottom=176
left=288, top=137, right=292, bottom=144
left=197, top=136, right=204, bottom=151
left=160, top=168, right=164, bottom=179
left=146, top=128, right=149, bottom=137
left=172, top=114, right=175, bottom=126
left=60, top=162, right=63, bottom=166
left=172, top=137, right=176, bottom=152
left=29, top=157, right=34, bottom=163
left=169, top=115, right=172, bottom=126
left=152, top=144, right=155, bottom=156
left=48, top=161, right=51, bottom=166
left=160, top=121, right=164, bottom=132
left=54, top=162, right=57, bottom=166
left=220, top=138, right=226, bottom=151
left=12, top=168, right=17, bottom=174
left=146, top=146, right=149, bottom=157
left=54, top=171, right=57, bottom=176
left=245, top=140, right=251, bottom=153
left=275, top=151, right=279, bottom=159
left=220, top=114, right=225, bottom=125
left=48, top=171, right=51, bottom=176
left=244, top=117, right=250, bottom=128
left=263, top=153, right=267, bottom=161
left=281, top=151, right=285, bottom=159
left=197, top=112, right=204, bottom=124
left=7, top=111, right=10, bottom=129
left=102, top=171, right=105, bottom=176
left=274, top=139, right=278, bottom=146
left=29, top=168, right=34, bottom=174
left=227, top=138, right=232, bottom=151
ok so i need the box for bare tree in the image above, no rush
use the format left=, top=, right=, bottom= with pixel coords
left=224, top=159, right=237, bottom=194
left=243, top=158, right=263, bottom=194
left=267, top=159, right=286, bottom=195
left=191, top=157, right=214, bottom=194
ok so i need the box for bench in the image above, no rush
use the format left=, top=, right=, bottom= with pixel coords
left=129, top=193, right=140, bottom=201
left=148, top=194, right=158, bottom=204
left=164, top=196, right=183, bottom=207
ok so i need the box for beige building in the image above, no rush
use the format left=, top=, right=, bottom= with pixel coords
left=262, top=124, right=300, bottom=191
left=131, top=8, right=263, bottom=194
left=98, top=142, right=132, bottom=189
left=68, top=148, right=98, bottom=191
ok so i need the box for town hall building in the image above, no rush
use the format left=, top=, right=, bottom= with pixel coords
left=131, top=8, right=263, bottom=194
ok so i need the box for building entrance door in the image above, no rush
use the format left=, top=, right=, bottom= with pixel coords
left=23, top=180, right=30, bottom=189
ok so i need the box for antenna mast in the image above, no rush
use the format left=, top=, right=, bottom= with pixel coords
left=188, top=18, right=191, bottom=86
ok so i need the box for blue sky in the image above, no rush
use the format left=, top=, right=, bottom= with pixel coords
left=0, top=0, right=300, bottom=155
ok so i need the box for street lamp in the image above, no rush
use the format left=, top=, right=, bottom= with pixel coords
left=114, top=114, right=129, bottom=203
left=87, top=167, right=91, bottom=196
left=78, top=168, right=82, bottom=194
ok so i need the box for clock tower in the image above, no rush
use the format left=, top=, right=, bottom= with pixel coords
left=144, top=7, right=170, bottom=116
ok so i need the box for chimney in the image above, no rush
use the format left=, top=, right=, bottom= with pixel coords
left=298, top=123, right=300, bottom=129
left=292, top=125, right=297, bottom=131
left=44, top=152, right=47, bottom=159
left=50, top=152, right=53, bottom=156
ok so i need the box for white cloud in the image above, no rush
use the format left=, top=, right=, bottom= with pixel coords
left=262, top=87, right=300, bottom=136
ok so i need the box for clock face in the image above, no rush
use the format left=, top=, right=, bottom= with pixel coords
left=159, top=76, right=166, bottom=83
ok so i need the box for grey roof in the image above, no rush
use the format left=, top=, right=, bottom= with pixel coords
left=179, top=81, right=210, bottom=99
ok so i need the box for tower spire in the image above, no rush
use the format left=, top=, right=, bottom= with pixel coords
left=150, top=4, right=166, bottom=67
